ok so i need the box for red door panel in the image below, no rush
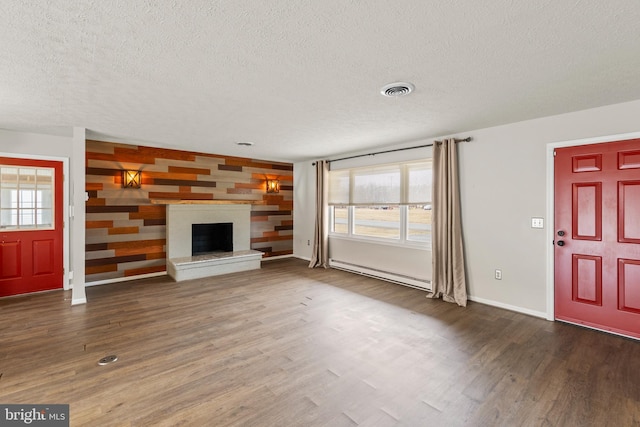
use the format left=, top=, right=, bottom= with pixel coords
left=33, top=239, right=55, bottom=275
left=619, top=149, right=640, bottom=169
left=0, top=240, right=21, bottom=279
left=572, top=182, right=601, bottom=240
left=555, top=138, right=640, bottom=339
left=0, top=157, right=63, bottom=297
left=572, top=254, right=602, bottom=305
left=618, top=259, right=640, bottom=314
left=619, top=181, right=640, bottom=243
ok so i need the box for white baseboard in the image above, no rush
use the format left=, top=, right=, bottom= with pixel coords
left=71, top=297, right=87, bottom=305
left=294, top=255, right=311, bottom=262
left=262, top=254, right=295, bottom=261
left=85, top=271, right=167, bottom=287
left=468, top=295, right=547, bottom=319
left=329, top=259, right=431, bottom=291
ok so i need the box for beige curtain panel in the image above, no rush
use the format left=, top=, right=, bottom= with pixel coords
left=309, top=160, right=329, bottom=268
left=427, top=139, right=468, bottom=306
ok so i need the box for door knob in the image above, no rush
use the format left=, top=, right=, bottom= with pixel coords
left=557, top=240, right=565, bottom=246
left=557, top=230, right=565, bottom=236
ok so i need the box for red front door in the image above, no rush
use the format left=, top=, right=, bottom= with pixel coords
left=0, top=157, right=64, bottom=297
left=554, top=139, right=640, bottom=339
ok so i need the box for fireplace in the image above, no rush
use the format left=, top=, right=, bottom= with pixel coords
left=166, top=203, right=262, bottom=282
left=192, top=222, right=233, bottom=255
left=166, top=204, right=251, bottom=259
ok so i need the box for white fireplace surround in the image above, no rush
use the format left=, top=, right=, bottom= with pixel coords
left=166, top=204, right=262, bottom=281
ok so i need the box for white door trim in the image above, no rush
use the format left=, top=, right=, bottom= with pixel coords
left=0, top=152, right=70, bottom=291
left=545, top=131, right=640, bottom=321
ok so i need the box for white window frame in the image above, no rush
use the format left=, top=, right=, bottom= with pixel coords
left=328, top=160, right=432, bottom=249
left=0, top=165, right=55, bottom=231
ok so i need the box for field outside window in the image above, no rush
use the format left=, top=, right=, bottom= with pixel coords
left=407, top=204, right=432, bottom=243
left=332, top=206, right=348, bottom=234
left=353, top=205, right=400, bottom=239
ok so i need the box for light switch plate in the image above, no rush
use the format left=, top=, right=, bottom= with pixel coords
left=531, top=217, right=544, bottom=228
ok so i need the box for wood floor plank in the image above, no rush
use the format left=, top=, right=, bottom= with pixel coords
left=1, top=258, right=639, bottom=426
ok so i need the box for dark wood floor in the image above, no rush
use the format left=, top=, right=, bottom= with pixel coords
left=1, top=258, right=639, bottom=426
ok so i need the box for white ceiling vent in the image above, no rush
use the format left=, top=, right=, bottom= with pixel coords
left=380, top=82, right=415, bottom=97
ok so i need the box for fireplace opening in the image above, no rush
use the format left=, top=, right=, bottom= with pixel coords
left=192, top=223, right=233, bottom=256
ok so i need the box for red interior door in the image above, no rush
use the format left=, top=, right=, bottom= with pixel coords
left=554, top=139, right=640, bottom=339
left=0, top=157, right=63, bottom=297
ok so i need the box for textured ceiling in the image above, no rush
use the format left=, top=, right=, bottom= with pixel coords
left=1, top=1, right=640, bottom=162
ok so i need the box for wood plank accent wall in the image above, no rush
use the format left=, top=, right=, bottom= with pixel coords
left=85, top=140, right=293, bottom=283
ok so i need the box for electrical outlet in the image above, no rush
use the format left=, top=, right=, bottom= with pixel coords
left=531, top=217, right=544, bottom=228
left=495, top=269, right=502, bottom=280
left=307, top=240, right=310, bottom=246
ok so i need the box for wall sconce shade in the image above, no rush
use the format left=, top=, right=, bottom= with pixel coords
left=266, top=179, right=280, bottom=193
left=123, top=170, right=142, bottom=188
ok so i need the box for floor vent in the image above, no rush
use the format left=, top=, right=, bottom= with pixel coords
left=98, top=355, right=118, bottom=365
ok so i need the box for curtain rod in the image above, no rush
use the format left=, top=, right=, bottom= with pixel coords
left=313, top=137, right=471, bottom=165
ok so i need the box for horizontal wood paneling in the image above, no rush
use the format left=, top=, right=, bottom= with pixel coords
left=148, top=191, right=214, bottom=200
left=153, top=179, right=218, bottom=188
left=218, top=164, right=243, bottom=172
left=85, top=183, right=103, bottom=191
left=85, top=254, right=147, bottom=267
left=86, top=220, right=113, bottom=229
left=85, top=140, right=293, bottom=282
left=124, top=264, right=167, bottom=277
left=167, top=166, right=211, bottom=175
left=86, top=205, right=139, bottom=213
left=85, top=264, right=118, bottom=275
left=108, top=226, right=139, bottom=235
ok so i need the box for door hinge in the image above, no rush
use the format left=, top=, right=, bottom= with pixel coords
left=553, top=150, right=557, bottom=157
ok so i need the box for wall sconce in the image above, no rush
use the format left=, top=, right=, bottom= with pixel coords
left=122, top=170, right=142, bottom=188
left=266, top=179, right=280, bottom=193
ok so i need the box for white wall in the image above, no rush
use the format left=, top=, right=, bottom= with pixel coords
left=0, top=127, right=86, bottom=304
left=1, top=128, right=72, bottom=158
left=70, top=127, right=86, bottom=304
left=293, top=99, right=640, bottom=317
left=293, top=161, right=315, bottom=260
left=329, top=237, right=431, bottom=281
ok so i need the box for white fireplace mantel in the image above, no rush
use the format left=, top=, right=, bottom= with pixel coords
left=166, top=204, right=252, bottom=259
left=166, top=204, right=262, bottom=281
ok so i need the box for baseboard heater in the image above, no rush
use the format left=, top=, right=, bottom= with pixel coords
left=329, top=259, right=432, bottom=291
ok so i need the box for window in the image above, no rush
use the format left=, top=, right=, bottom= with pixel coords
left=328, top=160, right=432, bottom=245
left=0, top=166, right=54, bottom=230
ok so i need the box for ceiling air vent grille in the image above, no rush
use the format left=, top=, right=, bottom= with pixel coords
left=380, top=82, right=415, bottom=97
